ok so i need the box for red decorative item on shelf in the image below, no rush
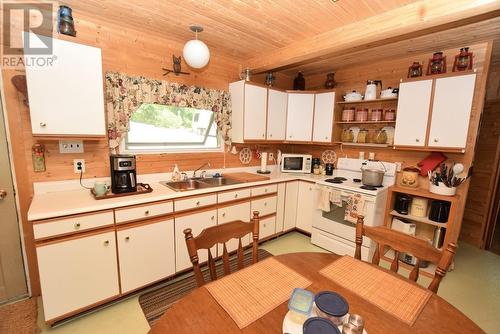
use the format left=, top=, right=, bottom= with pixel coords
left=407, top=62, right=423, bottom=78
left=453, top=47, right=473, bottom=72
left=417, top=152, right=447, bottom=177
left=426, top=52, right=447, bottom=75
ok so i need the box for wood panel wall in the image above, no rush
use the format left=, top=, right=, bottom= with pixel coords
left=461, top=41, right=500, bottom=247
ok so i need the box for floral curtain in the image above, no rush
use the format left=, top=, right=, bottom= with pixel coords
left=105, top=71, right=232, bottom=151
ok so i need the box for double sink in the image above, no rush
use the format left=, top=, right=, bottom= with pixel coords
left=160, top=177, right=242, bottom=192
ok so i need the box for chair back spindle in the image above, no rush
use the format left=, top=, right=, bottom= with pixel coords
left=184, top=211, right=261, bottom=287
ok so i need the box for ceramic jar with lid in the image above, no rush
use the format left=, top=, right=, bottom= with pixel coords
left=342, top=108, right=355, bottom=122
left=370, top=108, right=383, bottom=121
left=384, top=109, right=396, bottom=121
left=374, top=129, right=387, bottom=144
left=357, top=128, right=369, bottom=143
left=355, top=108, right=368, bottom=122
left=410, top=197, right=429, bottom=217
left=400, top=166, right=420, bottom=188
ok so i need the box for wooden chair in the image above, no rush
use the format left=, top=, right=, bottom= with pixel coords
left=183, top=211, right=260, bottom=287
left=354, top=215, right=457, bottom=293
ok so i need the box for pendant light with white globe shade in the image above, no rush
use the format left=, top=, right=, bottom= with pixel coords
left=183, top=25, right=210, bottom=69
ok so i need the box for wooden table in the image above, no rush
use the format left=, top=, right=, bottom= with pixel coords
left=149, top=252, right=484, bottom=333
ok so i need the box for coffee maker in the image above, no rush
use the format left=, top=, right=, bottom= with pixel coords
left=110, top=155, right=137, bottom=194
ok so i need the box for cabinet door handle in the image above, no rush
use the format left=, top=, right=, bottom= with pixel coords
left=103, top=240, right=110, bottom=246
left=74, top=223, right=81, bottom=229
left=264, top=202, right=267, bottom=206
left=289, top=135, right=292, bottom=139
left=222, top=213, right=226, bottom=217
left=196, top=201, right=201, bottom=206
left=415, top=138, right=420, bottom=142
left=325, top=136, right=328, bottom=140
left=211, top=216, right=215, bottom=221
left=434, top=138, right=439, bottom=143
left=262, top=134, right=265, bottom=138
left=269, top=134, right=272, bottom=138
left=125, top=236, right=130, bottom=241
left=309, top=187, right=312, bottom=191
left=144, top=210, right=150, bottom=215
left=39, top=122, right=46, bottom=127
left=234, top=193, right=238, bottom=198
left=264, top=189, right=268, bottom=193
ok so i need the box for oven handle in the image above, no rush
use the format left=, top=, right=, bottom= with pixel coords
left=315, top=185, right=355, bottom=199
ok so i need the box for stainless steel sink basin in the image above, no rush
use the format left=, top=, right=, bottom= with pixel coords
left=160, top=177, right=242, bottom=191
left=199, top=177, right=241, bottom=187
left=160, top=179, right=212, bottom=192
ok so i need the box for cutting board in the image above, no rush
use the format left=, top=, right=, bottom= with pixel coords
left=224, top=172, right=270, bottom=183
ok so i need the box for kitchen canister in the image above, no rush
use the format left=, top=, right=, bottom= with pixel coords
left=342, top=108, right=355, bottom=122
left=355, top=108, right=368, bottom=122
left=410, top=197, right=428, bottom=217
left=384, top=109, right=396, bottom=121
left=370, top=108, right=383, bottom=122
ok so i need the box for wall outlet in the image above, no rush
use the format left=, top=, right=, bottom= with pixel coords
left=59, top=140, right=84, bottom=153
left=269, top=153, right=274, bottom=162
left=73, top=159, right=86, bottom=173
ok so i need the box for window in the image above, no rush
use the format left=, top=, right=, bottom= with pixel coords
left=124, top=104, right=220, bottom=152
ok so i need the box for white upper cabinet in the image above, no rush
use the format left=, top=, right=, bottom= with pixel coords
left=394, top=79, right=433, bottom=147
left=286, top=93, right=314, bottom=142
left=24, top=33, right=106, bottom=136
left=229, top=81, right=267, bottom=143
left=244, top=84, right=268, bottom=140
left=266, top=89, right=287, bottom=140
left=312, top=92, right=335, bottom=143
left=428, top=74, right=476, bottom=149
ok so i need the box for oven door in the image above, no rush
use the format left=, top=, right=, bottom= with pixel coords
left=312, top=188, right=375, bottom=244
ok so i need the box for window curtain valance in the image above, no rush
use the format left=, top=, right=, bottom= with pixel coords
left=105, top=71, right=232, bottom=151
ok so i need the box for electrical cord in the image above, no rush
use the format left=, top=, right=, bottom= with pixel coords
left=79, top=167, right=93, bottom=190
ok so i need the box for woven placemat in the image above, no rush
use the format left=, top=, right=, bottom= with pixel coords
left=320, top=256, right=432, bottom=326
left=205, top=257, right=311, bottom=329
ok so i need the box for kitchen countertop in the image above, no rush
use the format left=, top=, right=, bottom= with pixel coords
left=28, top=169, right=327, bottom=221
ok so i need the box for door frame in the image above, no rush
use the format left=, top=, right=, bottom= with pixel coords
left=0, top=73, right=31, bottom=297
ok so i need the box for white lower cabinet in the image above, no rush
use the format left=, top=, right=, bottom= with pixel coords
left=283, top=181, right=299, bottom=230
left=295, top=182, right=316, bottom=233
left=275, top=183, right=286, bottom=233
left=259, top=215, right=277, bottom=240
left=117, top=219, right=175, bottom=293
left=175, top=209, right=217, bottom=272
left=36, top=231, right=119, bottom=321
left=217, top=201, right=251, bottom=254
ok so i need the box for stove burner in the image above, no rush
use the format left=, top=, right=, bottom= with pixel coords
left=353, top=178, right=361, bottom=183
left=360, top=185, right=377, bottom=191
left=325, top=178, right=343, bottom=184
left=334, top=177, right=347, bottom=181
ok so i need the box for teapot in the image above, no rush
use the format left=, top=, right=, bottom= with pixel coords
left=380, top=87, right=399, bottom=99
left=343, top=90, right=363, bottom=102
left=364, top=80, right=382, bottom=100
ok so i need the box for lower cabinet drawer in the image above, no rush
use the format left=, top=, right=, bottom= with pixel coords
left=174, top=194, right=217, bottom=212
left=218, top=188, right=251, bottom=204
left=251, top=184, right=278, bottom=197
left=251, top=196, right=277, bottom=217
left=259, top=215, right=276, bottom=240
left=117, top=219, right=175, bottom=293
left=36, top=231, right=119, bottom=321
left=33, top=211, right=114, bottom=240
left=115, top=201, right=173, bottom=224
left=217, top=201, right=251, bottom=254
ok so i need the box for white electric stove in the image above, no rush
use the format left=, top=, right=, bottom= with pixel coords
left=312, top=158, right=396, bottom=260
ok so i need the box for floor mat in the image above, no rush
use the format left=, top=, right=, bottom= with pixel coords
left=0, top=298, right=40, bottom=334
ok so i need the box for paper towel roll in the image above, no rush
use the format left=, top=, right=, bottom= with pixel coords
left=260, top=152, right=268, bottom=171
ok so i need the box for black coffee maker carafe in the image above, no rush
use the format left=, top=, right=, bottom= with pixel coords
left=110, top=154, right=137, bottom=194
left=394, top=193, right=411, bottom=215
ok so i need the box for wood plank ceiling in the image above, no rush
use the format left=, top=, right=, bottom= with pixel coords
left=62, top=0, right=419, bottom=60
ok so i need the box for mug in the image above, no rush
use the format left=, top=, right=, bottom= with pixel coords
left=94, top=181, right=110, bottom=196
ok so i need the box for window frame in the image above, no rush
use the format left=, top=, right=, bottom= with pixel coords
left=121, top=104, right=223, bottom=154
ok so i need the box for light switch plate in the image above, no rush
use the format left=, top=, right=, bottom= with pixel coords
left=59, top=140, right=84, bottom=153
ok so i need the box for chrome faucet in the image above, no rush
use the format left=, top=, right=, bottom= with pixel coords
left=193, top=162, right=211, bottom=178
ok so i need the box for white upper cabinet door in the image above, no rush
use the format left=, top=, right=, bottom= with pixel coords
left=394, top=80, right=433, bottom=147
left=266, top=89, right=287, bottom=140
left=244, top=84, right=268, bottom=140
left=428, top=74, right=476, bottom=149
left=312, top=92, right=335, bottom=143
left=24, top=33, right=106, bottom=136
left=286, top=93, right=315, bottom=142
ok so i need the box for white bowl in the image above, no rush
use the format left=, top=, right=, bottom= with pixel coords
left=429, top=182, right=456, bottom=196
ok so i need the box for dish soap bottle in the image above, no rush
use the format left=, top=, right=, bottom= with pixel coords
left=171, top=164, right=181, bottom=181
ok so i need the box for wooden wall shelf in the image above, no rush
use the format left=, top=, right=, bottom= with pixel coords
left=389, top=186, right=459, bottom=203
left=337, top=98, right=398, bottom=105
left=390, top=210, right=448, bottom=228
left=337, top=142, right=392, bottom=148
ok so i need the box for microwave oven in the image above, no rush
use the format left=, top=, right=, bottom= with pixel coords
left=281, top=154, right=312, bottom=173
